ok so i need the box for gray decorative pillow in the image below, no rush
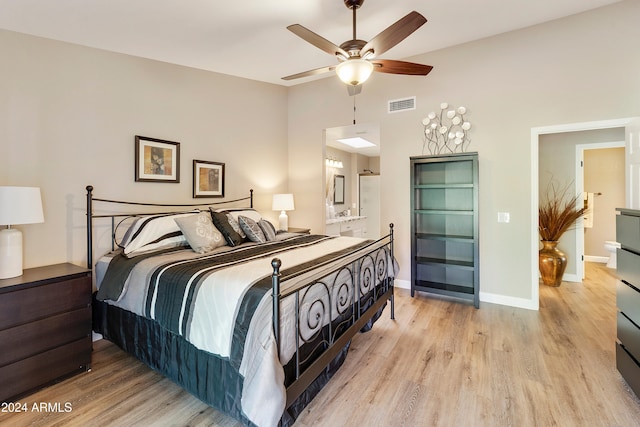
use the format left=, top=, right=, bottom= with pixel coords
left=174, top=212, right=226, bottom=253
left=210, top=210, right=245, bottom=247
left=238, top=215, right=266, bottom=243
left=258, top=219, right=277, bottom=241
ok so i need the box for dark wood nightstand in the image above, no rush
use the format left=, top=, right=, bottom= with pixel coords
left=288, top=227, right=311, bottom=234
left=0, top=263, right=92, bottom=401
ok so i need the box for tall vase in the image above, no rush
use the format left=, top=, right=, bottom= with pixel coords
left=539, top=240, right=567, bottom=287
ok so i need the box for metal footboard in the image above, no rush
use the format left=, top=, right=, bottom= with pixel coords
left=271, top=225, right=395, bottom=408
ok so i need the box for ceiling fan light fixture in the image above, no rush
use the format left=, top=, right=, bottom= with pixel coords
left=336, top=59, right=373, bottom=86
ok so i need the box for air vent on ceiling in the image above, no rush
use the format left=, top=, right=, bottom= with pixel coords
left=388, top=96, right=416, bottom=113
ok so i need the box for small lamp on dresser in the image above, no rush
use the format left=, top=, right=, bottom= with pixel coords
left=272, top=193, right=295, bottom=231
left=0, top=186, right=44, bottom=279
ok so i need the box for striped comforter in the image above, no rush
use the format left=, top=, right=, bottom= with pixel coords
left=96, top=233, right=394, bottom=427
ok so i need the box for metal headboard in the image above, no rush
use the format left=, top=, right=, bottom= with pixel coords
left=85, top=185, right=253, bottom=270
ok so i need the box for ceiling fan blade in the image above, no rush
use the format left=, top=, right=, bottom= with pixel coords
left=371, top=59, right=433, bottom=76
left=282, top=65, right=336, bottom=81
left=287, top=24, right=350, bottom=60
left=361, top=11, right=427, bottom=59
left=347, top=84, right=362, bottom=96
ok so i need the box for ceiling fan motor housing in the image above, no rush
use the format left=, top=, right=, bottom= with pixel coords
left=344, top=0, right=364, bottom=10
left=339, top=39, right=367, bottom=59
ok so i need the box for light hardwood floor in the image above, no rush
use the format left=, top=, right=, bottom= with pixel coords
left=2, top=263, right=640, bottom=427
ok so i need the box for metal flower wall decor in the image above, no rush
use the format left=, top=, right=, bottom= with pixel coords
left=422, top=103, right=472, bottom=155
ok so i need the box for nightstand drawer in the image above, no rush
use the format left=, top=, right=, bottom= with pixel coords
left=0, top=276, right=91, bottom=329
left=0, top=336, right=91, bottom=401
left=0, top=306, right=91, bottom=367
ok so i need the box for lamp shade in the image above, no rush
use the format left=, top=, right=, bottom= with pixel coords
left=336, top=59, right=374, bottom=86
left=272, top=194, right=295, bottom=212
left=0, top=186, right=44, bottom=279
left=0, top=186, right=44, bottom=225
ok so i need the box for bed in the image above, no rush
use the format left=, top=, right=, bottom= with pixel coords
left=86, top=186, right=396, bottom=427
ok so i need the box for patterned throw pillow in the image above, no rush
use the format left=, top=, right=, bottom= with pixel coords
left=258, top=219, right=277, bottom=241
left=226, top=212, right=246, bottom=238
left=174, top=212, right=225, bottom=253
left=210, top=209, right=246, bottom=247
left=238, top=215, right=266, bottom=243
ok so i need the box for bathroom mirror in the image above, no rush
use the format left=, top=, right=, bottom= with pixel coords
left=334, top=175, right=345, bottom=205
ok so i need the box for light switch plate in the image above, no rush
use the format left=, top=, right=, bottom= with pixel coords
left=498, top=212, right=510, bottom=223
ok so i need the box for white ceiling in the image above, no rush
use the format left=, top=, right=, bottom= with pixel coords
left=0, top=0, right=621, bottom=87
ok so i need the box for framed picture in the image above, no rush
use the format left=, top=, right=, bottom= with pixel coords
left=193, top=160, right=225, bottom=198
left=135, top=135, right=180, bottom=183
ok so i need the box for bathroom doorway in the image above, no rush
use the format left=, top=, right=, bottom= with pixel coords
left=576, top=142, right=625, bottom=278
left=323, top=122, right=380, bottom=235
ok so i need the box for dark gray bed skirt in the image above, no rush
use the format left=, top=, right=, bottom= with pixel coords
left=92, top=294, right=353, bottom=427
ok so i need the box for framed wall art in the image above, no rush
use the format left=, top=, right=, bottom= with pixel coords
left=193, top=160, right=225, bottom=198
left=135, top=135, right=180, bottom=183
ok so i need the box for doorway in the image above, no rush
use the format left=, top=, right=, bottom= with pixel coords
left=576, top=142, right=625, bottom=278
left=532, top=117, right=640, bottom=309
left=324, top=123, right=380, bottom=235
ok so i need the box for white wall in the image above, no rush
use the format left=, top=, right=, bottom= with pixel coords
left=0, top=29, right=288, bottom=270
left=288, top=1, right=640, bottom=307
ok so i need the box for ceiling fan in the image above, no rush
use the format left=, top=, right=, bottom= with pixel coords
left=282, top=0, right=433, bottom=95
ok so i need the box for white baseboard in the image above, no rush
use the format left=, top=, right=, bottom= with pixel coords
left=584, top=255, right=608, bottom=263
left=479, top=292, right=538, bottom=310
left=562, top=273, right=581, bottom=283
left=393, top=279, right=538, bottom=310
left=394, top=279, right=410, bottom=290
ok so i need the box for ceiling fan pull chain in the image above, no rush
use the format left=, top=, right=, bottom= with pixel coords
left=353, top=96, right=357, bottom=125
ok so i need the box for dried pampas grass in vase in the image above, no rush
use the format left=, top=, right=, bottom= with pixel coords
left=538, top=182, right=586, bottom=286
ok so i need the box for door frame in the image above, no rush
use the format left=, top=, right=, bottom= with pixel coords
left=531, top=117, right=636, bottom=309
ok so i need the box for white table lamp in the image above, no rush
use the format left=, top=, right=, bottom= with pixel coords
left=272, top=193, right=295, bottom=231
left=0, top=186, right=44, bottom=279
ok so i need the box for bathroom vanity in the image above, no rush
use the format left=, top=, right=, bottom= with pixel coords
left=326, top=216, right=367, bottom=237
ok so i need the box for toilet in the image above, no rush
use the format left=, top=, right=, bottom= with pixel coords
left=604, top=240, right=621, bottom=268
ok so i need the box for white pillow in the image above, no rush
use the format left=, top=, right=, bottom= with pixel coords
left=219, top=208, right=262, bottom=223
left=121, top=212, right=195, bottom=257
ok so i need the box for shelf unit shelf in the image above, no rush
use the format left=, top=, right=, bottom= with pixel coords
left=415, top=257, right=475, bottom=269
left=410, top=152, right=479, bottom=308
left=414, top=183, right=475, bottom=189
left=415, top=233, right=475, bottom=242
